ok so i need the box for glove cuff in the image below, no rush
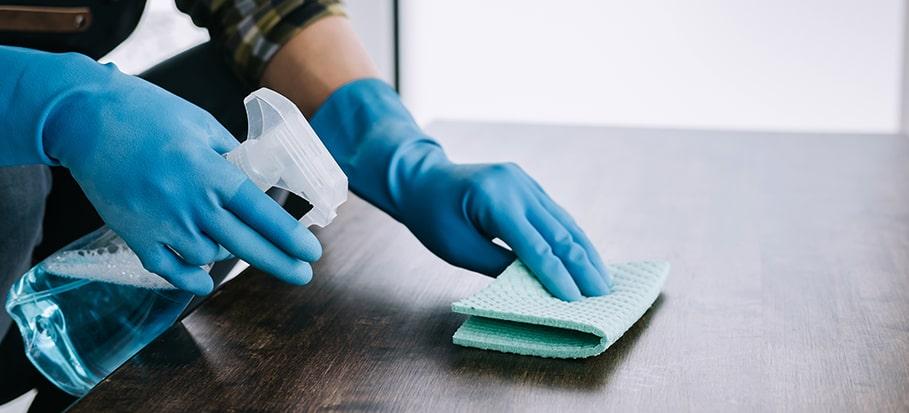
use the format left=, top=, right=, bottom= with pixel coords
left=41, top=56, right=122, bottom=167
left=311, top=78, right=451, bottom=220
left=0, top=47, right=114, bottom=166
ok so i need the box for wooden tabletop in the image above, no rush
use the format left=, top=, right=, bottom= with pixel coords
left=71, top=122, right=909, bottom=412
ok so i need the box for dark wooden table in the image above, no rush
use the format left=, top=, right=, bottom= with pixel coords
left=71, top=122, right=909, bottom=412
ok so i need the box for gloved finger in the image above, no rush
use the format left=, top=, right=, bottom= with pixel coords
left=204, top=209, right=314, bottom=285
left=468, top=238, right=515, bottom=276
left=490, top=215, right=583, bottom=301
left=225, top=180, right=322, bottom=262
left=135, top=244, right=214, bottom=295
left=527, top=203, right=610, bottom=297
left=168, top=232, right=221, bottom=267
left=444, top=226, right=515, bottom=276
left=535, top=190, right=613, bottom=288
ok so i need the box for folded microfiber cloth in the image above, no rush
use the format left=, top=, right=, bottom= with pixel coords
left=452, top=260, right=669, bottom=358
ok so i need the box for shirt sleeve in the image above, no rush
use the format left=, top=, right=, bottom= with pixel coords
left=176, top=0, right=345, bottom=84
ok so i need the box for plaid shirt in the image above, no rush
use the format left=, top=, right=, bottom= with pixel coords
left=176, top=0, right=345, bottom=84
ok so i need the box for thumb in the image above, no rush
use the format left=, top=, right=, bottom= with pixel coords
left=452, top=232, right=516, bottom=277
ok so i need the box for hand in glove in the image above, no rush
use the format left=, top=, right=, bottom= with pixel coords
left=311, top=79, right=611, bottom=301
left=0, top=47, right=321, bottom=295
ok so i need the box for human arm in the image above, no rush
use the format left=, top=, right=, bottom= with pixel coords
left=260, top=17, right=612, bottom=300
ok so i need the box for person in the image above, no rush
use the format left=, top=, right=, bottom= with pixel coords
left=0, top=1, right=612, bottom=410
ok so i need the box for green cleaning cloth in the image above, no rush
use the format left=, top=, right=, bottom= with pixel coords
left=451, top=260, right=669, bottom=358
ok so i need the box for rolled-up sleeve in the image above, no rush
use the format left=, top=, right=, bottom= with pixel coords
left=176, top=0, right=345, bottom=84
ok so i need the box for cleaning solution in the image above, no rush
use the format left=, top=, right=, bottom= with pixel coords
left=5, top=88, right=347, bottom=396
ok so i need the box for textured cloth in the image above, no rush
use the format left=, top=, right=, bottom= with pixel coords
left=452, top=260, right=669, bottom=358
left=176, top=0, right=345, bottom=84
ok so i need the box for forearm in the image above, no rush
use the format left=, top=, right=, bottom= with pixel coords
left=259, top=16, right=444, bottom=218
left=260, top=15, right=379, bottom=117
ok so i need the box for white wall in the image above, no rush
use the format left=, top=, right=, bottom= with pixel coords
left=92, top=0, right=909, bottom=133
left=400, top=0, right=904, bottom=133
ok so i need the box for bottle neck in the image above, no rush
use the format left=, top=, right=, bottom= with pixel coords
left=225, top=138, right=281, bottom=191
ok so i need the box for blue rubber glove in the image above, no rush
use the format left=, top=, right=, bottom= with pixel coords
left=0, top=46, right=321, bottom=295
left=311, top=79, right=612, bottom=301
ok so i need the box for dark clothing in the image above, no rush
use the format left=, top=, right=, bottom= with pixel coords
left=0, top=0, right=146, bottom=59
left=0, top=0, right=344, bottom=83
left=0, top=166, right=49, bottom=339
left=175, top=0, right=344, bottom=83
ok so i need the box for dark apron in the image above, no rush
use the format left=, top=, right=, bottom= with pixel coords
left=0, top=0, right=146, bottom=58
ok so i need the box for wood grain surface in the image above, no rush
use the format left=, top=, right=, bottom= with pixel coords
left=70, top=122, right=909, bottom=412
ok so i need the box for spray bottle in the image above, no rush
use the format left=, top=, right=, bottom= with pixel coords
left=5, top=88, right=347, bottom=396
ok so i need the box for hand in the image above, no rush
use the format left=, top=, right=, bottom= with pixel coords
left=310, top=78, right=610, bottom=301
left=39, top=54, right=320, bottom=294
left=399, top=152, right=613, bottom=301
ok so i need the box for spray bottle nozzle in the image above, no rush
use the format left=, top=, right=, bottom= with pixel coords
left=226, top=88, right=348, bottom=227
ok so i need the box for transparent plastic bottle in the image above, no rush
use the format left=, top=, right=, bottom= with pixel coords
left=5, top=88, right=347, bottom=396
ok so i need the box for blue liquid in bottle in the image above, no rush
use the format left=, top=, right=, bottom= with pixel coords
left=5, top=87, right=348, bottom=397
left=5, top=227, right=194, bottom=396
